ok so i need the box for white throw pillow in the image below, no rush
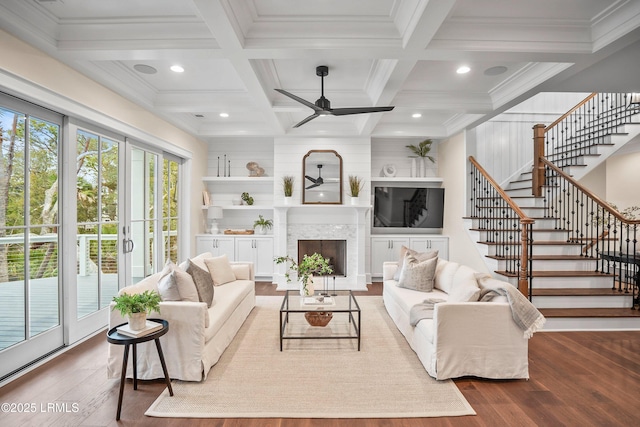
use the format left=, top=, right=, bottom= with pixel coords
left=173, top=267, right=200, bottom=302
left=434, top=258, right=460, bottom=294
left=393, top=246, right=438, bottom=281
left=204, top=254, right=237, bottom=286
left=448, top=265, right=481, bottom=302
left=397, top=254, right=438, bottom=292
left=157, top=263, right=182, bottom=301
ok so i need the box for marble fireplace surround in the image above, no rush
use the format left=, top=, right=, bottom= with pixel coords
left=273, top=205, right=370, bottom=290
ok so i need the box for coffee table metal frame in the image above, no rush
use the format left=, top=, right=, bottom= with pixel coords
left=280, top=290, right=361, bottom=351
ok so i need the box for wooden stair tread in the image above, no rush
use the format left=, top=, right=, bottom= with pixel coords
left=496, top=270, right=613, bottom=278
left=538, top=308, right=640, bottom=318
left=532, top=288, right=623, bottom=297
left=480, top=240, right=582, bottom=246
left=487, top=254, right=596, bottom=261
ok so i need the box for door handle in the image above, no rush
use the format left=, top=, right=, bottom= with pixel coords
left=123, top=238, right=134, bottom=254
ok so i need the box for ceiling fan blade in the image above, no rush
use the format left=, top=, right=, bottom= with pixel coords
left=274, top=89, right=320, bottom=111
left=293, top=113, right=320, bottom=128
left=329, top=106, right=395, bottom=116
left=305, top=175, right=318, bottom=183
left=306, top=183, right=321, bottom=189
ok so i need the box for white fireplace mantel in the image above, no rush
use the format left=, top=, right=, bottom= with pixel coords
left=273, top=205, right=371, bottom=291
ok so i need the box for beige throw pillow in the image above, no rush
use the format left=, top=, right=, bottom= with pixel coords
left=185, top=259, right=214, bottom=307
left=393, top=246, right=438, bottom=281
left=397, top=254, right=438, bottom=292
left=448, top=265, right=481, bottom=302
left=173, top=267, right=200, bottom=302
left=204, top=254, right=237, bottom=286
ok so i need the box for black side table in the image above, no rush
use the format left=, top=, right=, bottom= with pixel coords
left=107, top=318, right=174, bottom=420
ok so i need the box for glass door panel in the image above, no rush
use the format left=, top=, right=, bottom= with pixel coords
left=75, top=129, right=120, bottom=318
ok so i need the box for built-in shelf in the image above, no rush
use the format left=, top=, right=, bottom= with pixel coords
left=370, top=177, right=443, bottom=183
left=202, top=176, right=274, bottom=183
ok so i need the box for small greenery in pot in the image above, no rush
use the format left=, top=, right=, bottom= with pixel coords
left=274, top=253, right=333, bottom=295
left=348, top=175, right=364, bottom=197
left=253, top=214, right=273, bottom=234
left=112, top=290, right=161, bottom=329
left=282, top=175, right=294, bottom=197
left=406, top=138, right=435, bottom=163
left=241, top=192, right=254, bottom=205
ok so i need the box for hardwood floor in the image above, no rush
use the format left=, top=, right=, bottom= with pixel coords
left=1, top=282, right=639, bottom=426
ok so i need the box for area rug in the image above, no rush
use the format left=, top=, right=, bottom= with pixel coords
left=145, top=296, right=475, bottom=418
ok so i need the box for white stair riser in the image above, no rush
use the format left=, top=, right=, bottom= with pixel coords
left=482, top=245, right=582, bottom=256
left=533, top=295, right=631, bottom=308
left=475, top=230, right=567, bottom=241
left=543, top=317, right=640, bottom=331
left=495, top=259, right=598, bottom=270
left=531, top=276, right=612, bottom=288
left=468, top=218, right=557, bottom=229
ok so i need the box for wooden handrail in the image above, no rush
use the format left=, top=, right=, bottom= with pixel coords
left=469, top=156, right=535, bottom=224
left=544, top=92, right=597, bottom=133
left=540, top=157, right=640, bottom=225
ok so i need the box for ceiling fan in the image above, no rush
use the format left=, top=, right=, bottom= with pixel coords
left=305, top=164, right=324, bottom=189
left=275, top=65, right=395, bottom=128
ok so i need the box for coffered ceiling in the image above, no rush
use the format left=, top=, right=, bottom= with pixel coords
left=1, top=0, right=640, bottom=141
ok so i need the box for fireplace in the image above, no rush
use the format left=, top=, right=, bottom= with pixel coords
left=297, top=239, right=347, bottom=276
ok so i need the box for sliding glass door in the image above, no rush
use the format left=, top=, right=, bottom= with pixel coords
left=0, top=96, right=64, bottom=380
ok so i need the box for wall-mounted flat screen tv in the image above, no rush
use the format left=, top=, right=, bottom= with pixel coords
left=373, top=187, right=444, bottom=231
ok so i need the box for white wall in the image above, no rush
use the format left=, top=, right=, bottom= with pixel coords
left=439, top=131, right=488, bottom=272
left=604, top=150, right=640, bottom=211
left=0, top=29, right=208, bottom=255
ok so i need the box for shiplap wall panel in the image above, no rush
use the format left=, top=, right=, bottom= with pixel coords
left=371, top=138, right=439, bottom=178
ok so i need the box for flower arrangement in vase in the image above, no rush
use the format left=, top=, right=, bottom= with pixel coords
left=406, top=139, right=435, bottom=177
left=348, top=175, right=364, bottom=205
left=274, top=253, right=333, bottom=296
left=253, top=214, right=273, bottom=234
left=282, top=175, right=294, bottom=204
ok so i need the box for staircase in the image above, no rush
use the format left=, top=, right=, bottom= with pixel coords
left=468, top=92, right=640, bottom=330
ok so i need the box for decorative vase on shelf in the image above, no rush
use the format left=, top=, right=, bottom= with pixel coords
left=350, top=196, right=359, bottom=205
left=418, top=157, right=425, bottom=178
left=410, top=157, right=417, bottom=177
left=255, top=225, right=267, bottom=235
left=300, top=275, right=315, bottom=296
left=283, top=196, right=292, bottom=205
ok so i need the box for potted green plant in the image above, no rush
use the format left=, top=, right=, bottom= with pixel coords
left=253, top=214, right=273, bottom=234
left=282, top=175, right=294, bottom=204
left=241, top=192, right=254, bottom=205
left=274, top=253, right=333, bottom=296
left=111, top=290, right=161, bottom=331
left=406, top=139, right=435, bottom=177
left=348, top=175, right=364, bottom=205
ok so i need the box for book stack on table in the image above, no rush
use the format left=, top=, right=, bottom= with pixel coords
left=116, top=320, right=163, bottom=338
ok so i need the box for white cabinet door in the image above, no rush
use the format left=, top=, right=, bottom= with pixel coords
left=370, top=237, right=409, bottom=277
left=410, top=237, right=449, bottom=260
left=235, top=236, right=274, bottom=277
left=196, top=235, right=235, bottom=260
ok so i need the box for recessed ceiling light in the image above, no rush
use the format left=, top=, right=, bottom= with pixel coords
left=170, top=65, right=184, bottom=73
left=133, top=64, right=157, bottom=75
left=412, top=113, right=422, bottom=118
left=456, top=65, right=471, bottom=74
left=219, top=113, right=229, bottom=118
left=484, top=66, right=508, bottom=76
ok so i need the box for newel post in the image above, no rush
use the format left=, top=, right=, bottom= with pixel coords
left=532, top=124, right=546, bottom=197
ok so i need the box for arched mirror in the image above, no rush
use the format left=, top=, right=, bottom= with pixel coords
left=302, top=150, right=343, bottom=204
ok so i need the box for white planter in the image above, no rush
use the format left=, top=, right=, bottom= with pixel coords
left=300, top=274, right=315, bottom=296
left=283, top=196, right=292, bottom=205
left=255, top=225, right=267, bottom=235
left=350, top=196, right=359, bottom=205
left=128, top=312, right=147, bottom=331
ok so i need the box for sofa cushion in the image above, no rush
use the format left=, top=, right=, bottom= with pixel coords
left=179, top=251, right=213, bottom=272
left=205, top=254, right=237, bottom=286
left=397, top=254, right=438, bottom=292
left=435, top=258, right=460, bottom=294
left=172, top=267, right=200, bottom=303
left=118, top=271, right=162, bottom=296
left=231, top=263, right=251, bottom=280
left=203, top=279, right=254, bottom=342
left=448, top=265, right=481, bottom=302
left=185, top=259, right=215, bottom=307
left=393, top=246, right=438, bottom=281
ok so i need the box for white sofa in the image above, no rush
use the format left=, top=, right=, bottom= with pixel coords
left=383, top=257, right=541, bottom=380
left=107, top=253, right=255, bottom=382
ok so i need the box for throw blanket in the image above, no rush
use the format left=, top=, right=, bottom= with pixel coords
left=478, top=278, right=546, bottom=339
left=409, top=298, right=445, bottom=326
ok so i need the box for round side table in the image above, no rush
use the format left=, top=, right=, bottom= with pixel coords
left=107, top=318, right=174, bottom=420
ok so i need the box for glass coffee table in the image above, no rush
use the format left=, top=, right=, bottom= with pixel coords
left=280, top=290, right=361, bottom=351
